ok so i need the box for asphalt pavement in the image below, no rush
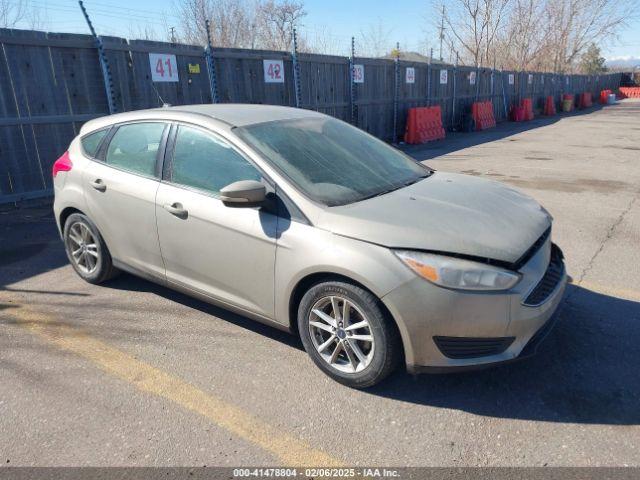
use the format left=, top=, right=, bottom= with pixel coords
left=1, top=99, right=639, bottom=467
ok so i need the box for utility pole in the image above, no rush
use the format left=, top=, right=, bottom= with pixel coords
left=439, top=4, right=445, bottom=62
left=169, top=27, right=176, bottom=43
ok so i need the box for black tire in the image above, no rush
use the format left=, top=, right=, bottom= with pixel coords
left=297, top=280, right=402, bottom=388
left=63, top=213, right=119, bottom=284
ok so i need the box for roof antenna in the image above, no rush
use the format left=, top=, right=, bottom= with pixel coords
left=150, top=82, right=170, bottom=107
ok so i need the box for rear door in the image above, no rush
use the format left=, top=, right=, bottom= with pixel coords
left=155, top=124, right=277, bottom=318
left=84, top=121, right=168, bottom=279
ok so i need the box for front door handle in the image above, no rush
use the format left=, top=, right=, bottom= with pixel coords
left=163, top=202, right=188, bottom=218
left=90, top=179, right=106, bottom=192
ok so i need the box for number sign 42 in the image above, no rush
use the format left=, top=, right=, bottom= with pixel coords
left=263, top=60, right=285, bottom=83
left=149, top=53, right=179, bottom=82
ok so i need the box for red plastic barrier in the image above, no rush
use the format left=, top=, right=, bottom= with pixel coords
left=510, top=98, right=534, bottom=121
left=619, top=87, right=640, bottom=98
left=404, top=106, right=446, bottom=144
left=543, top=96, right=556, bottom=116
left=600, top=89, right=612, bottom=104
left=510, top=105, right=525, bottom=122
left=471, top=101, right=496, bottom=130
left=521, top=98, right=534, bottom=120
left=578, top=92, right=593, bottom=109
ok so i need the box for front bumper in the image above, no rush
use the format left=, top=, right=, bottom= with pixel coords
left=381, top=239, right=567, bottom=372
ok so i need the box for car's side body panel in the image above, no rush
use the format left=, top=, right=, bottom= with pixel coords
left=83, top=159, right=165, bottom=279
left=273, top=220, right=416, bottom=329
left=156, top=181, right=278, bottom=319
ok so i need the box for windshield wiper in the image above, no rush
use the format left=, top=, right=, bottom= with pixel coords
left=402, top=173, right=430, bottom=187
left=358, top=174, right=430, bottom=201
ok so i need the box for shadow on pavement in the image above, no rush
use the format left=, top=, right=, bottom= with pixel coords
left=0, top=205, right=67, bottom=288
left=369, top=283, right=640, bottom=426
left=102, top=272, right=303, bottom=350
left=88, top=268, right=640, bottom=426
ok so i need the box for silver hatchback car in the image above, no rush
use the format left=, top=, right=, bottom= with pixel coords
left=53, top=104, right=566, bottom=388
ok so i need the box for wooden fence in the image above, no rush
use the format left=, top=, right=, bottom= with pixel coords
left=0, top=28, right=623, bottom=203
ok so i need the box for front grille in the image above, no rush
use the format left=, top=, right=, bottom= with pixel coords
left=433, top=336, right=515, bottom=359
left=512, top=227, right=551, bottom=270
left=523, top=243, right=565, bottom=306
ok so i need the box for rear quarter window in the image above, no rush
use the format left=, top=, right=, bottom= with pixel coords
left=80, top=129, right=109, bottom=158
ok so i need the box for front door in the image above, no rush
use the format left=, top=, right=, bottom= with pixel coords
left=155, top=124, right=277, bottom=318
left=84, top=122, right=167, bottom=278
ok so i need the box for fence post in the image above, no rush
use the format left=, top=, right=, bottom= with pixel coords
left=490, top=68, right=494, bottom=98
left=393, top=42, right=399, bottom=144
left=451, top=51, right=458, bottom=130
left=349, top=36, right=356, bottom=124
left=501, top=70, right=508, bottom=120
left=78, top=0, right=116, bottom=114
left=292, top=28, right=302, bottom=109
left=427, top=48, right=433, bottom=106
left=204, top=19, right=219, bottom=104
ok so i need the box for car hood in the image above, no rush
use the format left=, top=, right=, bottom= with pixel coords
left=316, top=171, right=551, bottom=264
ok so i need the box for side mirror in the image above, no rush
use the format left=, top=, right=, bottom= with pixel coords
left=219, top=180, right=266, bottom=207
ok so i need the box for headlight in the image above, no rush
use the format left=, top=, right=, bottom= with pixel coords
left=395, top=250, right=521, bottom=291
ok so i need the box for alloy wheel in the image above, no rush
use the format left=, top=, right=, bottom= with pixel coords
left=67, top=221, right=99, bottom=275
left=308, top=295, right=375, bottom=373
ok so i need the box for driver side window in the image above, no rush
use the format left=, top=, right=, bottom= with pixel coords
left=169, top=125, right=261, bottom=195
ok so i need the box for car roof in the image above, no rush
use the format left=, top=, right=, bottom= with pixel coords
left=167, top=104, right=325, bottom=126
left=80, top=104, right=326, bottom=135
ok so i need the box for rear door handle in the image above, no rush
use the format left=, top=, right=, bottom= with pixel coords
left=90, top=179, right=106, bottom=192
left=163, top=202, right=188, bottom=218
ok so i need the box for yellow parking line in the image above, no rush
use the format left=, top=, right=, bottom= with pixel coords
left=10, top=306, right=342, bottom=467
left=571, top=280, right=640, bottom=302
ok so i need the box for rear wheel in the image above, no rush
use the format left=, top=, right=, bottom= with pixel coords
left=297, top=281, right=401, bottom=388
left=63, top=213, right=119, bottom=284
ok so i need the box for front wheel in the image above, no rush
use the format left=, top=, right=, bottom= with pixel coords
left=297, top=281, right=401, bottom=388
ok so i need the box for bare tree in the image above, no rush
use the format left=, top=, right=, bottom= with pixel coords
left=127, top=23, right=162, bottom=42
left=357, top=19, right=393, bottom=58
left=436, top=0, right=510, bottom=66
left=257, top=0, right=306, bottom=51
left=300, top=27, right=345, bottom=56
left=496, top=0, right=550, bottom=70
left=176, top=0, right=260, bottom=47
left=0, top=0, right=46, bottom=29
left=0, top=0, right=26, bottom=28
left=176, top=0, right=305, bottom=51
left=434, top=0, right=634, bottom=72
left=544, top=0, right=633, bottom=73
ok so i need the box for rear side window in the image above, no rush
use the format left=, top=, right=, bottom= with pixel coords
left=169, top=125, right=261, bottom=195
left=105, top=123, right=166, bottom=177
left=80, top=129, right=108, bottom=158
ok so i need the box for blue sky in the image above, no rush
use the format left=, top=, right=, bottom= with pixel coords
left=17, top=0, right=640, bottom=60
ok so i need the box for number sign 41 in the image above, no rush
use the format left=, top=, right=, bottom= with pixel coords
left=149, top=53, right=179, bottom=82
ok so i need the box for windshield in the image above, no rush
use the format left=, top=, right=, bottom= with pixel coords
left=235, top=117, right=431, bottom=206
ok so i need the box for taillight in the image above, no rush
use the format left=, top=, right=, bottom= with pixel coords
left=52, top=151, right=73, bottom=178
